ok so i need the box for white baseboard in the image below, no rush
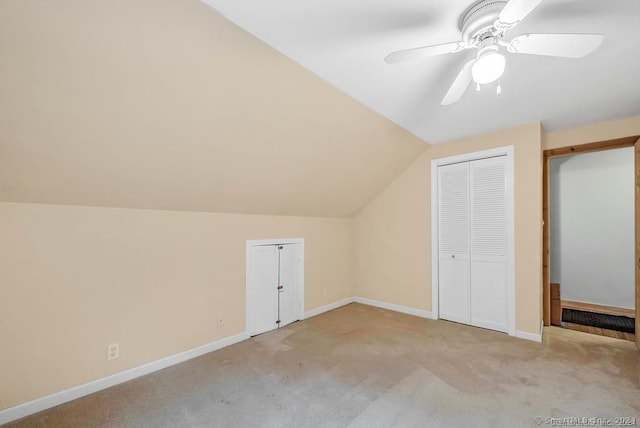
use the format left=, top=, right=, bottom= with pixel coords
left=353, top=297, right=433, bottom=319
left=303, top=297, right=354, bottom=319
left=515, top=329, right=542, bottom=343
left=355, top=296, right=540, bottom=342
left=0, top=332, right=249, bottom=425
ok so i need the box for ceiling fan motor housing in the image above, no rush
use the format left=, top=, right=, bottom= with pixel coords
left=459, top=0, right=508, bottom=43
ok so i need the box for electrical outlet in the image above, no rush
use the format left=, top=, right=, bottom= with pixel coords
left=107, top=343, right=119, bottom=360
left=217, top=314, right=224, bottom=328
left=322, top=288, right=328, bottom=298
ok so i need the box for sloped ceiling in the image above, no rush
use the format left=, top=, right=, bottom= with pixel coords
left=0, top=0, right=427, bottom=217
left=204, top=0, right=640, bottom=143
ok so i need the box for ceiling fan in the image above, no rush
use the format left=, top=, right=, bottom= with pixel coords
left=384, top=0, right=604, bottom=105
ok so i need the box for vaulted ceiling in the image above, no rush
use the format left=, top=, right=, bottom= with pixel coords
left=204, top=0, right=640, bottom=143
left=0, top=0, right=427, bottom=217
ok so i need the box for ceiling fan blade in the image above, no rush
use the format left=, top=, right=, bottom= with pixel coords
left=496, top=0, right=543, bottom=28
left=508, top=33, right=604, bottom=58
left=441, top=60, right=475, bottom=106
left=385, top=41, right=467, bottom=64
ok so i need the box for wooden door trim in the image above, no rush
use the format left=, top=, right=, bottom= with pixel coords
left=635, top=138, right=640, bottom=350
left=543, top=156, right=550, bottom=326
left=560, top=300, right=635, bottom=318
left=545, top=136, right=638, bottom=159
left=542, top=135, right=639, bottom=341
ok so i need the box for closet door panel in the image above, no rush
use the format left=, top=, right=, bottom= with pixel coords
left=439, top=259, right=470, bottom=324
left=249, top=246, right=279, bottom=336
left=470, top=156, right=508, bottom=332
left=438, top=162, right=470, bottom=324
left=470, top=156, right=507, bottom=264
left=278, top=244, right=298, bottom=328
left=469, top=262, right=508, bottom=332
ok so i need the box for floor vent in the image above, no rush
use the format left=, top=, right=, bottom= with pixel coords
left=562, top=308, right=635, bottom=334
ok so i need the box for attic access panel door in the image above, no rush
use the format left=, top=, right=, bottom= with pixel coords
left=247, top=245, right=279, bottom=336
left=246, top=239, right=304, bottom=337
left=278, top=244, right=300, bottom=328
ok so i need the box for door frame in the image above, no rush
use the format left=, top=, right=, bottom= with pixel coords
left=245, top=238, right=304, bottom=336
left=542, top=136, right=639, bottom=349
left=431, top=145, right=516, bottom=336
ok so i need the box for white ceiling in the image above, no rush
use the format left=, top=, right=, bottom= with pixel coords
left=203, top=0, right=640, bottom=143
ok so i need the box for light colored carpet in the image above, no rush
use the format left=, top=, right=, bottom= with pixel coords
left=7, top=303, right=640, bottom=427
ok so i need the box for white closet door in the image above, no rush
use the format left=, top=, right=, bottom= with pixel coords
left=278, top=245, right=298, bottom=328
left=438, top=162, right=471, bottom=325
left=249, top=246, right=279, bottom=336
left=470, top=156, right=508, bottom=333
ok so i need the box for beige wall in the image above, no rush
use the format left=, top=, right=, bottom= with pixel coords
left=0, top=0, right=427, bottom=218
left=544, top=116, right=640, bottom=150
left=355, top=122, right=543, bottom=334
left=0, top=202, right=353, bottom=410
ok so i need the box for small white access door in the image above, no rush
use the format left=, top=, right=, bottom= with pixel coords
left=277, top=244, right=299, bottom=327
left=249, top=245, right=279, bottom=336
left=246, top=239, right=303, bottom=336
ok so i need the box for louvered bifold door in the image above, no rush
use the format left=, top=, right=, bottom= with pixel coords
left=438, top=162, right=471, bottom=325
left=469, top=156, right=508, bottom=333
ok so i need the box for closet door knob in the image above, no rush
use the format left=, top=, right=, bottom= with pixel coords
left=452, top=255, right=455, bottom=259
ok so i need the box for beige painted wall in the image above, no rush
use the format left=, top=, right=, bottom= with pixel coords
left=0, top=0, right=427, bottom=218
left=544, top=116, right=640, bottom=150
left=355, top=122, right=543, bottom=334
left=0, top=202, right=353, bottom=410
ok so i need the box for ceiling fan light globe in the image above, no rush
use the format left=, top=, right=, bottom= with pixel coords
left=471, top=52, right=505, bottom=84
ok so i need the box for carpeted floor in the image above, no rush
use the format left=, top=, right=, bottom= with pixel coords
left=6, top=303, right=640, bottom=428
